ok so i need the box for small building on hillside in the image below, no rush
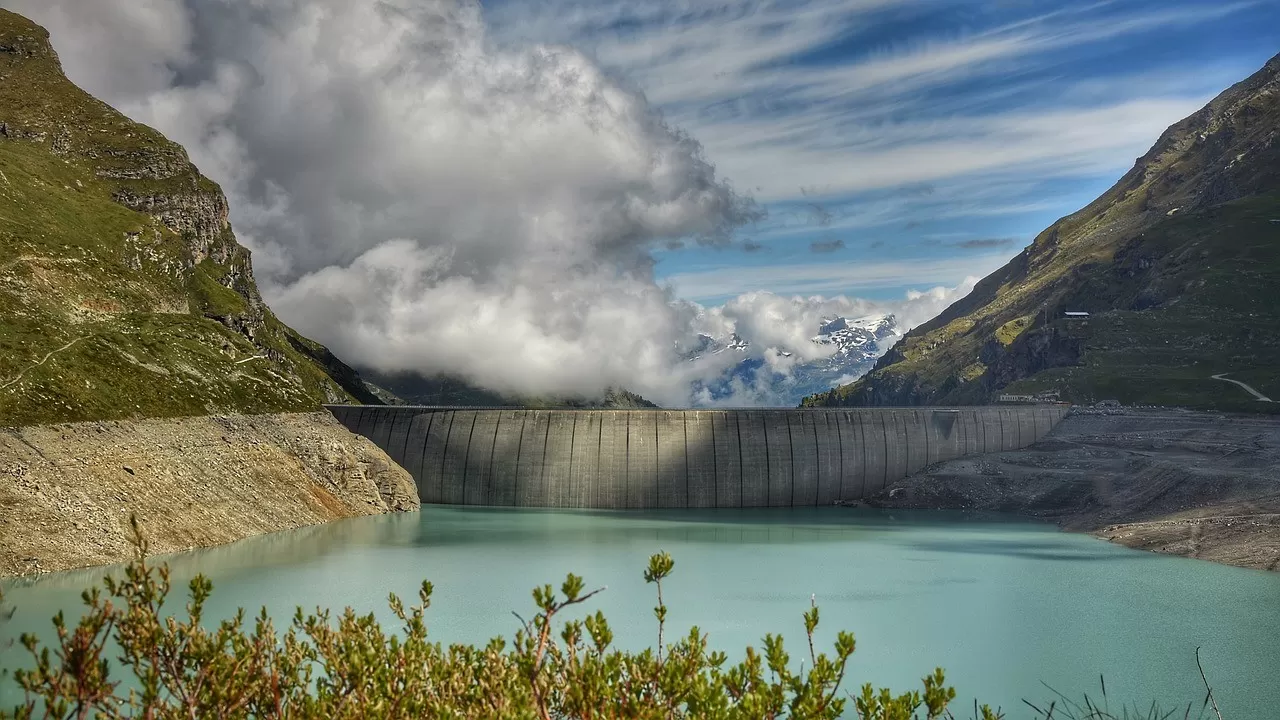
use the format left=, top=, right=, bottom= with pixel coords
left=1064, top=311, right=1090, bottom=319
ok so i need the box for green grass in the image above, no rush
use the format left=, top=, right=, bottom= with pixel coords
left=811, top=192, right=1280, bottom=412
left=0, top=9, right=371, bottom=426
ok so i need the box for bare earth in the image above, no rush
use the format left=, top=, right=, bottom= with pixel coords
left=0, top=412, right=419, bottom=578
left=867, top=408, right=1280, bottom=571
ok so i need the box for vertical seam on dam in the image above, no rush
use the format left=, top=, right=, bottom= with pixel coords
left=811, top=414, right=821, bottom=505
left=399, top=411, right=414, bottom=463
left=567, top=413, right=578, bottom=508
left=438, top=412, right=455, bottom=503
left=858, top=413, right=869, bottom=498
left=539, top=413, right=551, bottom=503
left=513, top=412, right=526, bottom=504
left=834, top=412, right=844, bottom=499
left=999, top=410, right=1007, bottom=451
left=624, top=411, right=632, bottom=507
left=486, top=413, right=501, bottom=505
left=461, top=413, right=478, bottom=503
left=879, top=412, right=889, bottom=490
left=922, top=411, right=930, bottom=466
left=381, top=409, right=396, bottom=453
left=902, top=413, right=911, bottom=477
left=682, top=413, right=690, bottom=507
left=786, top=413, right=796, bottom=507
left=710, top=413, right=719, bottom=504
left=653, top=413, right=660, bottom=508
left=762, top=416, right=771, bottom=506
left=416, top=412, right=435, bottom=493
left=734, top=413, right=745, bottom=508
left=595, top=413, right=604, bottom=508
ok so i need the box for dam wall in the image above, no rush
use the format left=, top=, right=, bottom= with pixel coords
left=325, top=406, right=1069, bottom=509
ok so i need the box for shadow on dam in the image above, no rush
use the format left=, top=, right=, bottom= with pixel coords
left=326, top=406, right=1068, bottom=510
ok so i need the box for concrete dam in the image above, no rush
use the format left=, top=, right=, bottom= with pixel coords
left=326, top=406, right=1068, bottom=509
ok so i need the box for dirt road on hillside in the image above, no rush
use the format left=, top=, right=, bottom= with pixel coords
left=867, top=409, right=1280, bottom=571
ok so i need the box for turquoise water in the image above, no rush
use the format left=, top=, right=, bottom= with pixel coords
left=3, top=508, right=1280, bottom=716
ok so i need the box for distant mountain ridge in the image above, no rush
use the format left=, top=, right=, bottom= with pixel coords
left=805, top=52, right=1280, bottom=412
left=0, top=9, right=379, bottom=426
left=693, top=314, right=899, bottom=406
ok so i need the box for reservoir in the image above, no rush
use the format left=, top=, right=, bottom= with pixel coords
left=3, top=507, right=1279, bottom=716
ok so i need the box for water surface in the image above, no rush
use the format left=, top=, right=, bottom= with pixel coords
left=3, top=508, right=1279, bottom=716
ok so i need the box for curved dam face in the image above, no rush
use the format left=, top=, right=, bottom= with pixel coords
left=325, top=406, right=1068, bottom=508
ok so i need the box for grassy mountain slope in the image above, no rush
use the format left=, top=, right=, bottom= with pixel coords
left=805, top=52, right=1280, bottom=412
left=0, top=10, right=379, bottom=427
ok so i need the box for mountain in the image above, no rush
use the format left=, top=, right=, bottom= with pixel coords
left=359, top=370, right=660, bottom=409
left=804, top=52, right=1280, bottom=412
left=0, top=10, right=380, bottom=427
left=693, top=314, right=899, bottom=406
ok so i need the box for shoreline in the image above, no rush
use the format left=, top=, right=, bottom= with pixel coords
left=865, top=408, right=1280, bottom=572
left=0, top=412, right=419, bottom=579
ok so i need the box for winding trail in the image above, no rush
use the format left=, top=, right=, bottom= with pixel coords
left=1211, top=373, right=1273, bottom=402
left=0, top=337, right=87, bottom=391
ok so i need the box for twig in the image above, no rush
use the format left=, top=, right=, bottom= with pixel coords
left=1195, top=647, right=1224, bottom=720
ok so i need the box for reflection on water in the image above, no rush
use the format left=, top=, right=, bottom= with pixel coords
left=4, top=507, right=1280, bottom=718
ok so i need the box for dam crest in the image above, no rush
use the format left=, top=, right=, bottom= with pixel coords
left=327, top=406, right=1067, bottom=509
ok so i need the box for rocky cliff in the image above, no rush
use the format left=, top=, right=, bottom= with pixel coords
left=0, top=9, right=379, bottom=427
left=806, top=52, right=1280, bottom=411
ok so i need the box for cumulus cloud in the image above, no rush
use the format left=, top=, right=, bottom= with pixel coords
left=14, top=0, right=978, bottom=406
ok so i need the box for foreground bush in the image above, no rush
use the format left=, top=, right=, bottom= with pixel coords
left=1, top=521, right=980, bottom=720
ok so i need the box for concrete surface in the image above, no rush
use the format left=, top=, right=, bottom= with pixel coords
left=326, top=406, right=1068, bottom=509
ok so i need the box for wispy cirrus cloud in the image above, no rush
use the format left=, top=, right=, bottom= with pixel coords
left=490, top=0, right=1262, bottom=200
left=665, top=252, right=1010, bottom=303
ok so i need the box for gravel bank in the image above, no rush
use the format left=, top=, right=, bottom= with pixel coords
left=0, top=412, right=419, bottom=578
left=867, top=408, right=1280, bottom=571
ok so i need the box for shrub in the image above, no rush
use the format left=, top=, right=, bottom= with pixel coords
left=1, top=520, right=985, bottom=720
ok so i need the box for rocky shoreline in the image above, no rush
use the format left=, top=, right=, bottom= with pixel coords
left=866, top=408, right=1280, bottom=571
left=0, top=412, right=419, bottom=578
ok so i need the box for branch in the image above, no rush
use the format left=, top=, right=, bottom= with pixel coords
left=1195, top=647, right=1224, bottom=720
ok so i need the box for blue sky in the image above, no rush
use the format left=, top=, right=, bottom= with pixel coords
left=484, top=0, right=1280, bottom=305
